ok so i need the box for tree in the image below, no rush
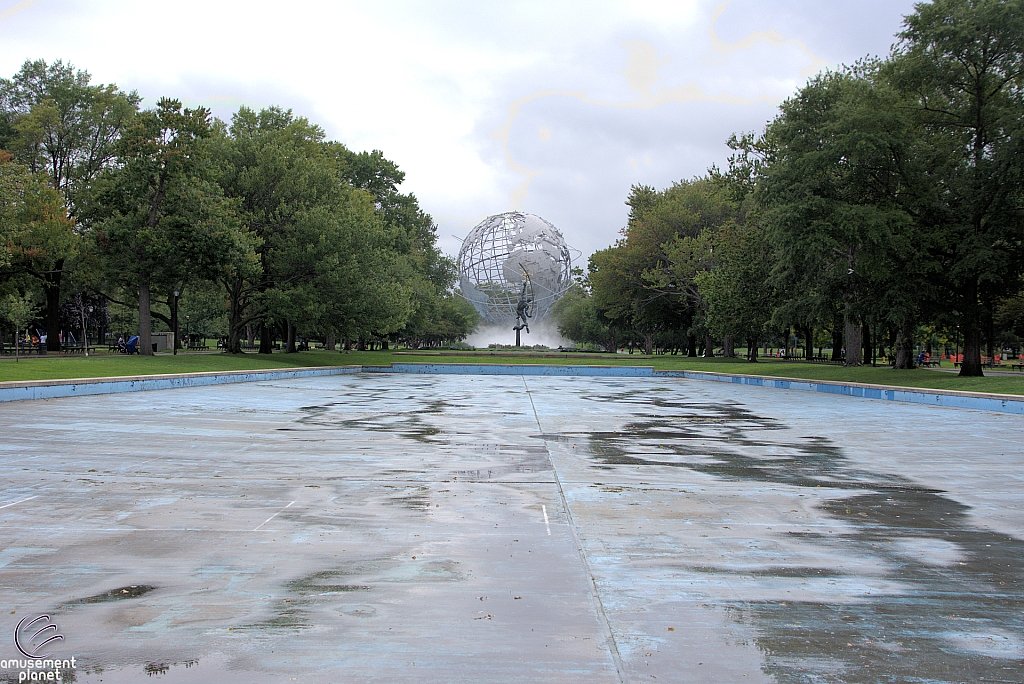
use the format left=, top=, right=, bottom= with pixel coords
left=696, top=219, right=776, bottom=360
left=89, top=98, right=221, bottom=355
left=0, top=292, right=36, bottom=359
left=754, top=67, right=925, bottom=367
left=651, top=179, right=739, bottom=356
left=552, top=281, right=611, bottom=350
left=590, top=182, right=721, bottom=355
left=1, top=59, right=138, bottom=350
left=887, top=0, right=1024, bottom=376
left=334, top=145, right=464, bottom=350
left=216, top=108, right=424, bottom=353
left=0, top=152, right=77, bottom=350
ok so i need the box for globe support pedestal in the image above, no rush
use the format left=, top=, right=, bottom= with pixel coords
left=515, top=327, right=521, bottom=348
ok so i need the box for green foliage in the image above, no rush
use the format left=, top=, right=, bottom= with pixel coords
left=0, top=291, right=37, bottom=357
left=887, top=0, right=1024, bottom=374
left=588, top=179, right=738, bottom=354
left=695, top=220, right=775, bottom=357
left=0, top=291, right=35, bottom=331
left=0, top=59, right=139, bottom=210
left=0, top=152, right=76, bottom=280
left=552, top=283, right=609, bottom=349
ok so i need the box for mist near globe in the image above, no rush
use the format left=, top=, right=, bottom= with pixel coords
left=464, top=321, right=570, bottom=350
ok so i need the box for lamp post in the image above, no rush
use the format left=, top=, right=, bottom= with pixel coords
left=172, top=289, right=179, bottom=355
left=84, top=305, right=92, bottom=357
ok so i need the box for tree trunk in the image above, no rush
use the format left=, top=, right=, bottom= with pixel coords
left=170, top=291, right=180, bottom=353
left=686, top=334, right=697, bottom=357
left=861, top=321, right=871, bottom=366
left=702, top=333, right=713, bottom=357
left=959, top=320, right=985, bottom=377
left=804, top=325, right=813, bottom=361
left=43, top=259, right=63, bottom=352
left=324, top=335, right=335, bottom=351
left=722, top=335, right=735, bottom=358
left=226, top=324, right=243, bottom=354
left=224, top=278, right=245, bottom=354
left=893, top=320, right=915, bottom=369
left=382, top=338, right=389, bottom=350
left=286, top=321, right=296, bottom=353
left=746, top=337, right=759, bottom=362
left=985, top=306, right=995, bottom=364
left=246, top=324, right=256, bottom=348
left=642, top=332, right=654, bottom=355
left=830, top=327, right=843, bottom=362
left=259, top=322, right=274, bottom=354
left=843, top=315, right=862, bottom=366
left=139, top=277, right=153, bottom=356
left=357, top=337, right=366, bottom=351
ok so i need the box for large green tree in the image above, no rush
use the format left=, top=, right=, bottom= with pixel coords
left=0, top=59, right=137, bottom=350
left=217, top=107, right=421, bottom=353
left=88, top=98, right=231, bottom=355
left=887, top=0, right=1024, bottom=375
left=752, top=67, right=927, bottom=367
left=590, top=182, right=723, bottom=355
left=0, top=151, right=75, bottom=346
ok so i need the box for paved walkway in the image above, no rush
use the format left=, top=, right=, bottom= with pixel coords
left=0, top=374, right=1021, bottom=682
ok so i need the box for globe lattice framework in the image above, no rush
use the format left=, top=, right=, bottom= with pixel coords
left=457, top=212, right=573, bottom=325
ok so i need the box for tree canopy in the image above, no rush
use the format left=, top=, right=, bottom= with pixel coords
left=557, top=0, right=1024, bottom=375
left=0, top=61, right=475, bottom=355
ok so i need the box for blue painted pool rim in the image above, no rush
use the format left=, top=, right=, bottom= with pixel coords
left=0, top=363, right=1022, bottom=415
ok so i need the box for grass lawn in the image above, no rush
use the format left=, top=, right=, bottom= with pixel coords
left=2, top=348, right=1023, bottom=396
left=0, top=350, right=348, bottom=382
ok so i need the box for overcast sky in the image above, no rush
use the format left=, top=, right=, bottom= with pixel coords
left=1, top=0, right=919, bottom=262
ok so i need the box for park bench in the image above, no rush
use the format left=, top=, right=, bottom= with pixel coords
left=954, top=360, right=1016, bottom=369
left=62, top=344, right=97, bottom=355
left=920, top=360, right=940, bottom=367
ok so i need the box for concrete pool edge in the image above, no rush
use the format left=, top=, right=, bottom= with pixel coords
left=1, top=362, right=1022, bottom=415
left=0, top=366, right=363, bottom=403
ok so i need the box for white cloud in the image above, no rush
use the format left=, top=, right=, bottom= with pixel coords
left=0, top=0, right=917, bottom=262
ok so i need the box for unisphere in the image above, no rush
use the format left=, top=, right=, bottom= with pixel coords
left=457, top=212, right=573, bottom=325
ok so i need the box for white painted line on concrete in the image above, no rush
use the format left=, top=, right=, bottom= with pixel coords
left=542, top=505, right=551, bottom=536
left=253, top=501, right=295, bottom=531
left=0, top=495, right=37, bottom=511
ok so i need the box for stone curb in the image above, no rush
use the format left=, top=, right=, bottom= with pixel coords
left=0, top=366, right=362, bottom=403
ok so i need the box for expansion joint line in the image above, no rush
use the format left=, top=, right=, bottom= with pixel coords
left=521, top=376, right=627, bottom=684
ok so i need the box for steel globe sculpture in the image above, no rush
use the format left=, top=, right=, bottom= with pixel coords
left=457, top=212, right=573, bottom=326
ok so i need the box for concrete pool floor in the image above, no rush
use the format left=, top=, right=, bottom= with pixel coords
left=0, top=374, right=1022, bottom=683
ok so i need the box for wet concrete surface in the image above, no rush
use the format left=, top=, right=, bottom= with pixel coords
left=0, top=374, right=1021, bottom=683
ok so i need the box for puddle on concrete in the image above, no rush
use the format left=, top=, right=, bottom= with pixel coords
left=52, top=655, right=266, bottom=684
left=288, top=570, right=373, bottom=595
left=63, top=585, right=156, bottom=606
left=287, top=382, right=464, bottom=444
left=574, top=397, right=1024, bottom=683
